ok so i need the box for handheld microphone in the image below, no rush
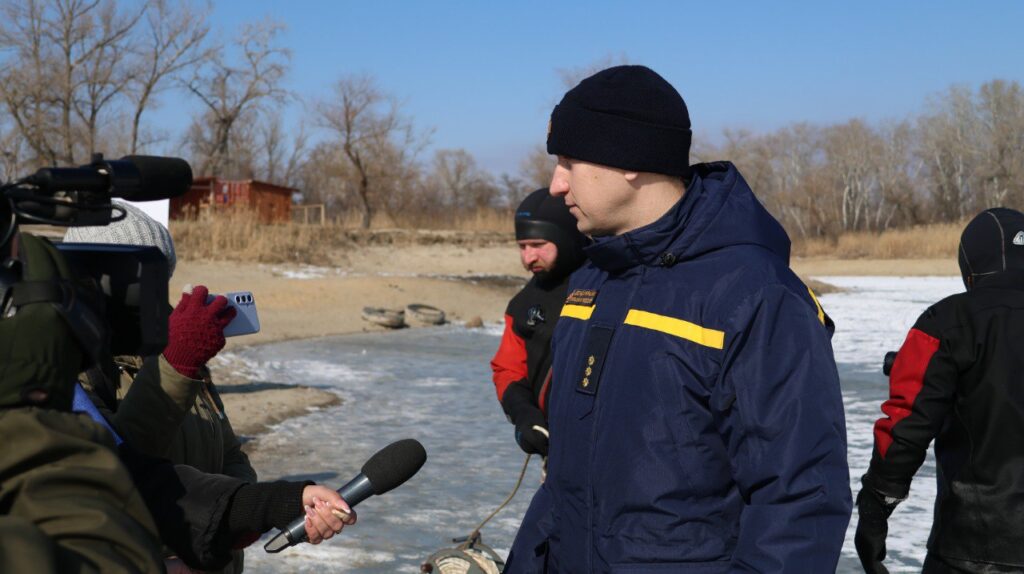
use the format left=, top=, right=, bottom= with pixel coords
left=264, top=438, right=427, bottom=553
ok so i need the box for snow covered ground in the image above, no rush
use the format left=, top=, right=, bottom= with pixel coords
left=819, top=276, right=962, bottom=572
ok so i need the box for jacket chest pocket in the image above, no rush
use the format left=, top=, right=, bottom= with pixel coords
left=571, top=323, right=615, bottom=419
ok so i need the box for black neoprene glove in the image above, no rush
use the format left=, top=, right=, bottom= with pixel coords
left=502, top=382, right=549, bottom=457
left=514, top=407, right=549, bottom=457
left=855, top=478, right=903, bottom=574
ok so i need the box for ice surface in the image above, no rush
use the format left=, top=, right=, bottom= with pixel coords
left=237, top=276, right=964, bottom=572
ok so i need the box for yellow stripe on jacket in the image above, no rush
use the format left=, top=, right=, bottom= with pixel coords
left=623, top=309, right=725, bottom=349
left=560, top=304, right=595, bottom=320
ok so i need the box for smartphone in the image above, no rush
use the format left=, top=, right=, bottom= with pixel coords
left=207, top=291, right=261, bottom=337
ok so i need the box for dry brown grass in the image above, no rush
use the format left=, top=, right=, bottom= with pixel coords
left=170, top=207, right=514, bottom=264
left=792, top=223, right=962, bottom=259
left=170, top=208, right=352, bottom=265
left=329, top=207, right=513, bottom=232
left=173, top=206, right=966, bottom=266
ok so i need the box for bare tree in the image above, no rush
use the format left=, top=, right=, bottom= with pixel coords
left=822, top=119, right=881, bottom=232
left=186, top=19, right=289, bottom=177
left=917, top=86, right=979, bottom=221
left=0, top=0, right=144, bottom=165
left=519, top=144, right=554, bottom=190
left=770, top=124, right=825, bottom=238
left=128, top=0, right=212, bottom=154
left=873, top=121, right=922, bottom=230
left=974, top=79, right=1024, bottom=208
left=51, top=0, right=144, bottom=162
left=262, top=117, right=308, bottom=186
left=315, top=73, right=427, bottom=228
left=228, top=112, right=308, bottom=186
left=0, top=0, right=61, bottom=165
left=430, top=148, right=498, bottom=209
left=70, top=0, right=145, bottom=158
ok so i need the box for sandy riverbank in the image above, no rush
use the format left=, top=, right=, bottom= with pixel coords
left=182, top=245, right=956, bottom=441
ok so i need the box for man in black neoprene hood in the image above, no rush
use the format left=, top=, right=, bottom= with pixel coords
left=490, top=188, right=586, bottom=457
left=857, top=207, right=1024, bottom=573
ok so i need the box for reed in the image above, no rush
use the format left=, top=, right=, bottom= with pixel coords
left=792, top=223, right=962, bottom=259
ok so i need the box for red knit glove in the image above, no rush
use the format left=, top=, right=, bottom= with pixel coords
left=163, top=285, right=237, bottom=378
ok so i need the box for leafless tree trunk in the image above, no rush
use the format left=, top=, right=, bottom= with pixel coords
left=0, top=0, right=143, bottom=166
left=186, top=19, right=288, bottom=177
left=917, top=86, right=978, bottom=221
left=315, top=73, right=427, bottom=228
left=128, top=0, right=212, bottom=154
left=975, top=79, right=1024, bottom=208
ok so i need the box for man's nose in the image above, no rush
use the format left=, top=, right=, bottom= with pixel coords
left=549, top=166, right=569, bottom=196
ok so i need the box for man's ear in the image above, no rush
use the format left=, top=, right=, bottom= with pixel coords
left=624, top=171, right=640, bottom=182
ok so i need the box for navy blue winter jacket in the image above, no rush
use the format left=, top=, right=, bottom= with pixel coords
left=509, top=162, right=851, bottom=573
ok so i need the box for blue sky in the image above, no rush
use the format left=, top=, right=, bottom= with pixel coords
left=153, top=1, right=1024, bottom=176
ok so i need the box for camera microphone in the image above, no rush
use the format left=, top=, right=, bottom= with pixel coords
left=27, top=155, right=193, bottom=201
left=264, top=438, right=428, bottom=553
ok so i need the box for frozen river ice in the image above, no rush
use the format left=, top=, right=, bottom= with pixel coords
left=234, top=275, right=964, bottom=573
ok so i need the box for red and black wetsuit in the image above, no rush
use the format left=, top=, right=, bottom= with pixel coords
left=866, top=269, right=1024, bottom=572
left=490, top=273, right=570, bottom=418
left=492, top=187, right=586, bottom=457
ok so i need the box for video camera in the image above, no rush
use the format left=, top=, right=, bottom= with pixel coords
left=0, top=153, right=193, bottom=358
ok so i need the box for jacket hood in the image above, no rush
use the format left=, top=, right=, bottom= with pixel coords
left=959, top=207, right=1024, bottom=290
left=585, top=161, right=790, bottom=272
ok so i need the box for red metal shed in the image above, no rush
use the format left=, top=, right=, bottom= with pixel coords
left=171, top=177, right=295, bottom=223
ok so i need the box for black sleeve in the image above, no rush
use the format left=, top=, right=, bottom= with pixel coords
left=117, top=445, right=309, bottom=570
left=226, top=480, right=312, bottom=533
left=865, top=303, right=960, bottom=498
left=117, top=445, right=245, bottom=569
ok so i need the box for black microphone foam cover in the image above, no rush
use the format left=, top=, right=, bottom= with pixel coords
left=120, top=155, right=193, bottom=200
left=361, top=438, right=427, bottom=495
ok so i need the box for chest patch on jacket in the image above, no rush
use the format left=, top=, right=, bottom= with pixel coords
left=565, top=289, right=597, bottom=306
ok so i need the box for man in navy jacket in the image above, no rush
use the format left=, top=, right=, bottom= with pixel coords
left=506, top=65, right=851, bottom=573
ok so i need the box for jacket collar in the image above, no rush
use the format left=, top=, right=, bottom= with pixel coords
left=584, top=177, right=700, bottom=273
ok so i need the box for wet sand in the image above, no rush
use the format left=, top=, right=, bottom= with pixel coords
left=179, top=245, right=955, bottom=441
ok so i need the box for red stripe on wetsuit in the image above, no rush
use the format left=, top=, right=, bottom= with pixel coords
left=491, top=313, right=528, bottom=402
left=873, top=327, right=940, bottom=458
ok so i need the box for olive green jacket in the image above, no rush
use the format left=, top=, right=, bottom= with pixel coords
left=80, top=355, right=256, bottom=574
left=0, top=407, right=164, bottom=573
left=80, top=355, right=256, bottom=482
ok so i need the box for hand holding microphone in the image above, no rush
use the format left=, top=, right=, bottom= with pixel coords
left=300, top=485, right=356, bottom=544
left=265, top=438, right=427, bottom=553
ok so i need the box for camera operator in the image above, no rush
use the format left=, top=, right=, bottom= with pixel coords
left=1, top=154, right=360, bottom=571
left=65, top=202, right=256, bottom=478
left=63, top=202, right=361, bottom=572
left=65, top=201, right=256, bottom=572
left=0, top=231, right=166, bottom=572
left=2, top=228, right=357, bottom=572
left=856, top=207, right=1024, bottom=573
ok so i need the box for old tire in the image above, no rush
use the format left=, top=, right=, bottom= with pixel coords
left=361, top=306, right=406, bottom=328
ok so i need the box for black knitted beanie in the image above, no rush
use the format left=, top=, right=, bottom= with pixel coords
left=547, top=65, right=691, bottom=177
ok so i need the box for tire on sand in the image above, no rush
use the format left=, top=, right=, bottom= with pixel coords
left=405, top=303, right=446, bottom=325
left=361, top=307, right=406, bottom=328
